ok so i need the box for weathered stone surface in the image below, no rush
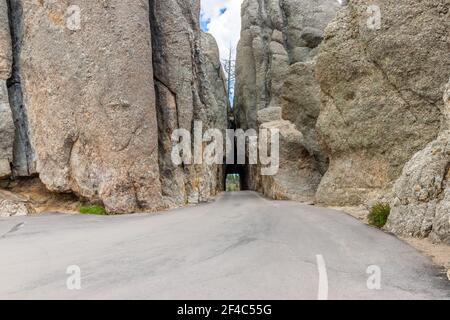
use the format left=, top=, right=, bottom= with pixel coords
left=257, top=120, right=322, bottom=202
left=280, top=61, right=328, bottom=173
left=200, top=32, right=229, bottom=131
left=234, top=0, right=339, bottom=201
left=7, top=0, right=35, bottom=177
left=0, top=0, right=228, bottom=214
left=151, top=0, right=227, bottom=207
left=17, top=0, right=162, bottom=213
left=258, top=107, right=282, bottom=123
left=315, top=0, right=450, bottom=206
left=0, top=0, right=11, bottom=77
left=387, top=80, right=450, bottom=244
left=0, top=82, right=14, bottom=179
left=0, top=0, right=14, bottom=179
left=0, top=189, right=34, bottom=217
left=198, top=31, right=228, bottom=198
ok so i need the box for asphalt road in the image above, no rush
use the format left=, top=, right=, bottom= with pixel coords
left=0, top=191, right=448, bottom=300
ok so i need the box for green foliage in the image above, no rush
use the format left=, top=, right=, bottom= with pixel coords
left=226, top=174, right=241, bottom=192
left=79, top=204, right=107, bottom=215
left=368, top=203, right=391, bottom=228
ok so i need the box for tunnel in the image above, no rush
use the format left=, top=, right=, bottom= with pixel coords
left=224, top=116, right=248, bottom=191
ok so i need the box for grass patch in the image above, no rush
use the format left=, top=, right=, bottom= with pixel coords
left=368, top=203, right=391, bottom=228
left=79, top=204, right=107, bottom=215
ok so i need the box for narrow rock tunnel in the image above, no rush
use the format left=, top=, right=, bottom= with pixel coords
left=224, top=159, right=248, bottom=191
left=224, top=117, right=248, bottom=191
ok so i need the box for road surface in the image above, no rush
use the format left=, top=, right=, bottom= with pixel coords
left=0, top=191, right=448, bottom=300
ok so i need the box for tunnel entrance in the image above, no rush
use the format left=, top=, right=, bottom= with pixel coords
left=225, top=164, right=247, bottom=191
left=224, top=117, right=248, bottom=191
left=199, top=2, right=245, bottom=192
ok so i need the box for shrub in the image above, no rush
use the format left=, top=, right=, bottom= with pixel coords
left=79, top=204, right=107, bottom=215
left=368, top=203, right=391, bottom=228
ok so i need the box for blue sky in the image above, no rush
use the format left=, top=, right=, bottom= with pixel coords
left=200, top=16, right=211, bottom=31
left=200, top=0, right=244, bottom=60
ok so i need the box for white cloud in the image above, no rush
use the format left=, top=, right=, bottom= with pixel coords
left=201, top=0, right=244, bottom=61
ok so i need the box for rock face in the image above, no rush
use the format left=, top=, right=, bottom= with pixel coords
left=0, top=0, right=227, bottom=213
left=7, top=0, right=35, bottom=177
left=257, top=118, right=323, bottom=202
left=14, top=0, right=162, bottom=214
left=0, top=80, right=14, bottom=179
left=235, top=0, right=449, bottom=242
left=387, top=80, right=450, bottom=244
left=197, top=31, right=229, bottom=198
left=0, top=189, right=33, bottom=217
left=234, top=0, right=339, bottom=201
left=151, top=0, right=227, bottom=207
left=315, top=0, right=450, bottom=206
left=0, top=0, right=14, bottom=179
left=0, top=0, right=10, bottom=77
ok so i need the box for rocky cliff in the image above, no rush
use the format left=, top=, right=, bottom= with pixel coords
left=151, top=0, right=227, bottom=207
left=234, top=0, right=449, bottom=242
left=315, top=0, right=450, bottom=207
left=0, top=0, right=227, bottom=214
left=234, top=0, right=340, bottom=201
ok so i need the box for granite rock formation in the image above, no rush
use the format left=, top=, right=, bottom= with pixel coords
left=234, top=0, right=340, bottom=201
left=14, top=0, right=163, bottom=214
left=234, top=0, right=449, bottom=243
left=0, top=0, right=228, bottom=214
left=0, top=189, right=33, bottom=217
left=315, top=0, right=450, bottom=206
left=151, top=0, right=227, bottom=207
left=386, top=79, right=450, bottom=244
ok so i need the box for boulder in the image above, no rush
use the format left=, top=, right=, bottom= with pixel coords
left=257, top=120, right=323, bottom=202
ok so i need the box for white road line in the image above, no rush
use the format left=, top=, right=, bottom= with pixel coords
left=316, top=254, right=329, bottom=300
